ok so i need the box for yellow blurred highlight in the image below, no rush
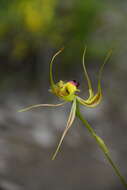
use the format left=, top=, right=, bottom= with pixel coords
left=20, top=0, right=57, bottom=33
left=24, top=5, right=42, bottom=32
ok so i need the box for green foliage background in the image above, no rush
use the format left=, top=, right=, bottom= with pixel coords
left=0, top=0, right=110, bottom=62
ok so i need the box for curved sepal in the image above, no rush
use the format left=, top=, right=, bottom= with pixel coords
left=82, top=47, right=94, bottom=99
left=18, top=102, right=66, bottom=112
left=78, top=49, right=112, bottom=108
left=52, top=98, right=77, bottom=160
left=77, top=92, right=102, bottom=108
left=50, top=48, right=64, bottom=91
left=97, top=49, right=112, bottom=93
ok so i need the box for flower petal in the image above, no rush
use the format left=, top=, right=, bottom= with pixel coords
left=77, top=94, right=102, bottom=108
left=18, top=102, right=66, bottom=112
left=98, top=49, right=112, bottom=93
left=78, top=49, right=112, bottom=108
left=52, top=98, right=77, bottom=160
left=82, top=47, right=94, bottom=99
left=50, top=48, right=64, bottom=91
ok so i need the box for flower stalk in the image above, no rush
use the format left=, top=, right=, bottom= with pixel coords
left=76, top=102, right=127, bottom=189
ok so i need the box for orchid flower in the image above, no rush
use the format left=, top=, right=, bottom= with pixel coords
left=18, top=48, right=127, bottom=188
left=19, top=47, right=108, bottom=158
left=48, top=47, right=110, bottom=160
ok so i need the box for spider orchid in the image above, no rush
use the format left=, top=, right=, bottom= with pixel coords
left=18, top=47, right=111, bottom=160
left=18, top=48, right=127, bottom=188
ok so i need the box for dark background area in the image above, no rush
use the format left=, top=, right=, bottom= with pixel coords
left=0, top=0, right=127, bottom=189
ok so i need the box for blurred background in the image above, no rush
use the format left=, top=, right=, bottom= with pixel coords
left=0, top=0, right=127, bottom=189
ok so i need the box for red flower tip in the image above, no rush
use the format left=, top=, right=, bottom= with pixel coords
left=69, top=80, right=80, bottom=87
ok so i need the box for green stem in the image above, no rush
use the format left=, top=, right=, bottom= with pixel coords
left=76, top=104, right=127, bottom=189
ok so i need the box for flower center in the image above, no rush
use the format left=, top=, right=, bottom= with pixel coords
left=52, top=80, right=80, bottom=101
left=69, top=80, right=80, bottom=88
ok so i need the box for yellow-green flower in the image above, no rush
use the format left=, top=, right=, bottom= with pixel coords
left=18, top=47, right=112, bottom=160
left=18, top=48, right=127, bottom=189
